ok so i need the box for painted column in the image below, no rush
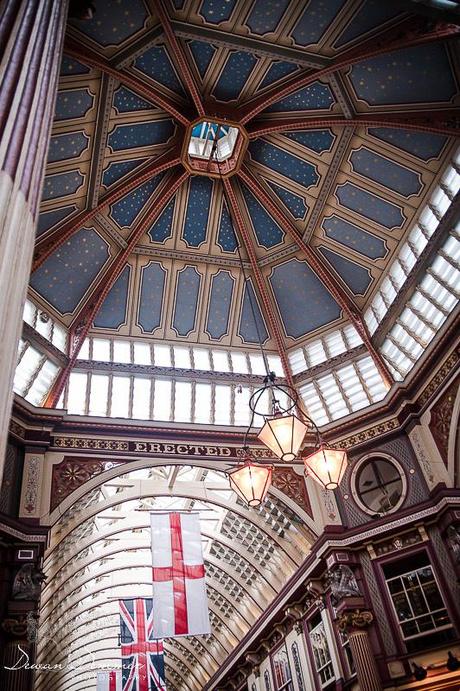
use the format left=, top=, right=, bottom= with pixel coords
left=337, top=610, right=382, bottom=691
left=0, top=0, right=69, bottom=480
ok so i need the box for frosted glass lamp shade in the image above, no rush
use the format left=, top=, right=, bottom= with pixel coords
left=258, top=414, right=308, bottom=462
left=228, top=460, right=272, bottom=507
left=304, top=445, right=348, bottom=490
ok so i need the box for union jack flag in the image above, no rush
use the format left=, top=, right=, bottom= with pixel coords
left=119, top=598, right=166, bottom=691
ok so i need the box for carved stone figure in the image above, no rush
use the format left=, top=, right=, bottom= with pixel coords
left=446, top=525, right=460, bottom=564
left=12, top=564, right=46, bottom=600
left=328, top=565, right=361, bottom=604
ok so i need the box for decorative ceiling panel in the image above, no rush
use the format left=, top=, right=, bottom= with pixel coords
left=269, top=259, right=342, bottom=338
left=30, top=0, right=460, bottom=376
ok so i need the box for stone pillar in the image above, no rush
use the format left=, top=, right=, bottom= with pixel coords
left=0, top=0, right=69, bottom=480
left=337, top=610, right=382, bottom=691
left=1, top=615, right=34, bottom=691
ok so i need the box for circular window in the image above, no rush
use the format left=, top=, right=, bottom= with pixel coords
left=354, top=456, right=406, bottom=516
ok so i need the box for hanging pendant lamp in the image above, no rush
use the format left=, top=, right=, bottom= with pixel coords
left=303, top=443, right=348, bottom=490
left=227, top=455, right=273, bottom=507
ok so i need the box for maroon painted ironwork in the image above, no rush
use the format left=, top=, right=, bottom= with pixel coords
left=64, top=39, right=191, bottom=126
left=33, top=147, right=182, bottom=272
left=44, top=168, right=189, bottom=408
left=238, top=166, right=393, bottom=388
left=239, top=18, right=460, bottom=124
left=155, top=0, right=205, bottom=117
left=223, top=177, right=297, bottom=393
left=247, top=113, right=460, bottom=140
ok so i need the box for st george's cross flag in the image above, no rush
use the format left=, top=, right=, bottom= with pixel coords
left=119, top=598, right=166, bottom=691
left=151, top=512, right=211, bottom=638
left=96, top=671, right=122, bottom=691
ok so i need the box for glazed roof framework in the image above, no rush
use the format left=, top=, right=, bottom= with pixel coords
left=27, top=0, right=460, bottom=407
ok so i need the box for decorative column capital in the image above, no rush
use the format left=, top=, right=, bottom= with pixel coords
left=1, top=615, right=28, bottom=639
left=337, top=609, right=374, bottom=633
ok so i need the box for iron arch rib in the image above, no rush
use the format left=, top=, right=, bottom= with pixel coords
left=44, top=167, right=189, bottom=407
left=64, top=38, right=191, bottom=126
left=222, top=177, right=297, bottom=393
left=33, top=146, right=182, bottom=272
left=239, top=18, right=460, bottom=125
left=238, top=166, right=393, bottom=388
left=155, top=0, right=205, bottom=117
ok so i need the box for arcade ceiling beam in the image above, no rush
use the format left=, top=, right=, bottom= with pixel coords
left=44, top=167, right=189, bottom=408
left=171, top=20, right=328, bottom=69
left=239, top=18, right=460, bottom=124
left=156, top=0, right=206, bottom=117
left=238, top=165, right=393, bottom=388
left=222, top=177, right=297, bottom=393
left=64, top=38, right=191, bottom=126
left=32, top=146, right=182, bottom=271
left=247, top=112, right=460, bottom=139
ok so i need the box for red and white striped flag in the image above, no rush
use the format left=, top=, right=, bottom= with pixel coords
left=96, top=671, right=122, bottom=691
left=151, top=511, right=211, bottom=638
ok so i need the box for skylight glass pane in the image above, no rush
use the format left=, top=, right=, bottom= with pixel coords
left=380, top=277, right=397, bottom=303
left=52, top=323, right=67, bottom=352
left=67, top=372, right=88, bottom=414
left=111, top=377, right=130, bottom=417
left=193, top=348, right=210, bottom=370
left=391, top=325, right=423, bottom=358
left=174, top=346, right=191, bottom=369
left=267, top=354, right=283, bottom=377
left=317, top=374, right=348, bottom=420
left=88, top=374, right=109, bottom=416
left=23, top=300, right=36, bottom=326
left=343, top=325, right=363, bottom=348
left=249, top=353, right=266, bottom=375
left=409, top=225, right=428, bottom=254
left=35, top=314, right=52, bottom=340
left=299, top=383, right=330, bottom=425
left=14, top=346, right=42, bottom=395
left=154, top=344, right=172, bottom=367
left=92, top=338, right=111, bottom=362
left=419, top=206, right=439, bottom=236
left=153, top=379, right=172, bottom=421
left=288, top=348, right=307, bottom=375
left=430, top=187, right=450, bottom=216
left=234, top=385, right=251, bottom=426
left=444, top=235, right=460, bottom=261
left=113, top=340, right=131, bottom=364
left=212, top=350, right=230, bottom=372
left=381, top=341, right=412, bottom=375
left=442, top=165, right=460, bottom=195
left=175, top=382, right=192, bottom=422
left=195, top=383, right=212, bottom=424
left=214, top=385, right=231, bottom=425
left=133, top=342, right=151, bottom=365
left=79, top=338, right=90, bottom=360
left=324, top=331, right=346, bottom=358
left=132, top=377, right=151, bottom=419
left=372, top=294, right=387, bottom=323
left=396, top=245, right=416, bottom=274
left=305, top=340, right=327, bottom=367
left=431, top=256, right=459, bottom=289
left=356, top=357, right=387, bottom=401
left=231, top=352, right=249, bottom=374
left=364, top=309, right=378, bottom=335
left=26, top=359, right=59, bottom=406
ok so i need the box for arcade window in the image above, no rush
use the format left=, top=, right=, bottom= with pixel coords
left=354, top=456, right=405, bottom=515
left=383, top=552, right=454, bottom=653
left=271, top=645, right=294, bottom=691
left=308, top=614, right=335, bottom=688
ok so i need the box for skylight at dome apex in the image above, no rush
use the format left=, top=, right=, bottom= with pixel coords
left=18, top=0, right=460, bottom=429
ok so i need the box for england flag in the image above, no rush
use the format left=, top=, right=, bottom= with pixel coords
left=151, top=512, right=211, bottom=638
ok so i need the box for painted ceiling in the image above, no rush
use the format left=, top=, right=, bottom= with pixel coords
left=31, top=0, right=460, bottom=358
